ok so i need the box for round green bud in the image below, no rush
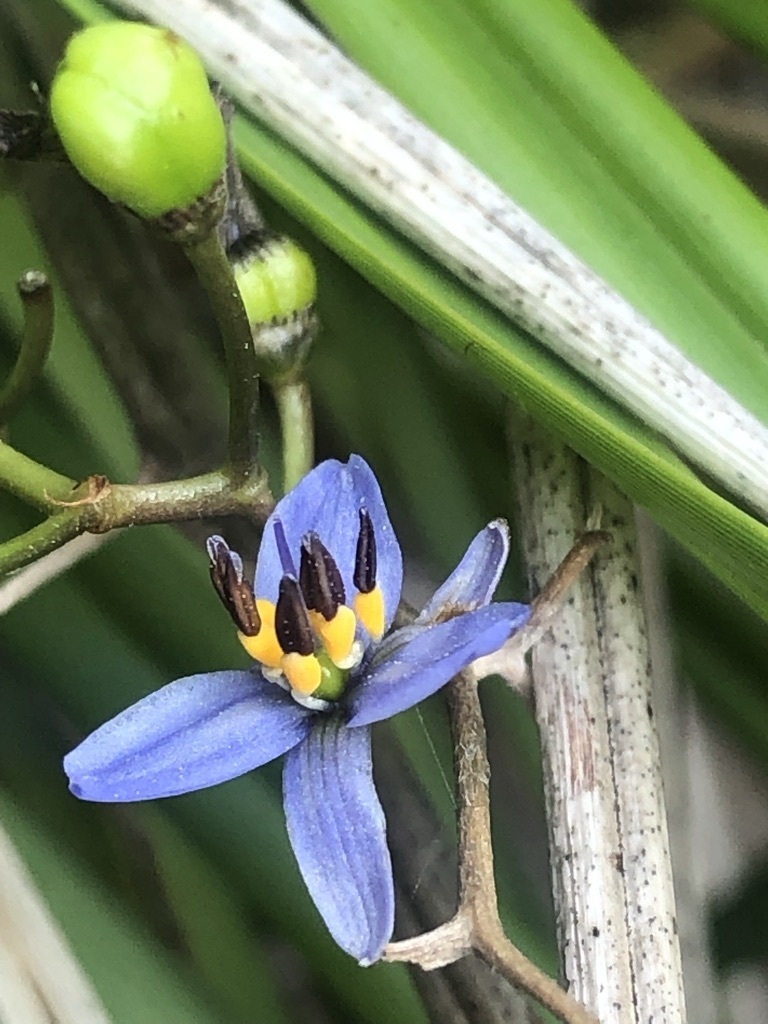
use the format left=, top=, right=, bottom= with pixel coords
left=234, top=235, right=317, bottom=326
left=232, top=233, right=319, bottom=382
left=50, top=21, right=226, bottom=219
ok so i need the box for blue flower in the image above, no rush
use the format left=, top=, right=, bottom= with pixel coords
left=64, top=456, right=530, bottom=964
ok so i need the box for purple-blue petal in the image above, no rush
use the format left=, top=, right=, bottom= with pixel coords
left=255, top=456, right=403, bottom=632
left=417, top=520, right=510, bottom=624
left=347, top=603, right=531, bottom=727
left=64, top=671, right=313, bottom=802
left=282, top=717, right=394, bottom=964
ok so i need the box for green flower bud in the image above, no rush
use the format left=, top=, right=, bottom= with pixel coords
left=50, top=21, right=226, bottom=219
left=232, top=233, right=319, bottom=382
left=235, top=234, right=316, bottom=325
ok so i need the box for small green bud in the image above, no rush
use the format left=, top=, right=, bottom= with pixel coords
left=235, top=235, right=316, bottom=326
left=50, top=21, right=226, bottom=219
left=232, top=233, right=319, bottom=382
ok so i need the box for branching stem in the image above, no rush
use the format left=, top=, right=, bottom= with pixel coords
left=0, top=442, right=273, bottom=577
left=0, top=219, right=273, bottom=579
left=0, top=441, right=76, bottom=512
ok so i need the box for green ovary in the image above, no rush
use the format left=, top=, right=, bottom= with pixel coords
left=313, top=652, right=349, bottom=702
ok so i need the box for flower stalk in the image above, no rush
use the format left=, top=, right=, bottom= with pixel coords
left=0, top=271, right=54, bottom=427
left=216, top=101, right=317, bottom=491
left=274, top=376, right=314, bottom=491
left=452, top=668, right=598, bottom=1024
left=183, top=230, right=261, bottom=485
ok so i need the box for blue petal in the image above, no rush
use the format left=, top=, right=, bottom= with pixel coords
left=347, top=603, right=531, bottom=727
left=282, top=717, right=394, bottom=964
left=64, top=671, right=313, bottom=802
left=417, top=520, right=510, bottom=623
left=255, top=456, right=403, bottom=631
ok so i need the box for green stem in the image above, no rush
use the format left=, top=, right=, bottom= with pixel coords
left=0, top=272, right=54, bottom=425
left=184, top=230, right=260, bottom=484
left=273, top=376, right=314, bottom=491
left=93, top=469, right=273, bottom=530
left=0, top=440, right=77, bottom=510
left=0, top=466, right=274, bottom=578
left=0, top=513, right=85, bottom=575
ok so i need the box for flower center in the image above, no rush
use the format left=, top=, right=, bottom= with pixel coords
left=207, top=509, right=386, bottom=702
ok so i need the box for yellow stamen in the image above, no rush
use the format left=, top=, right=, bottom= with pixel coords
left=281, top=651, right=322, bottom=695
left=238, top=599, right=283, bottom=668
left=309, top=605, right=357, bottom=666
left=354, top=586, right=385, bottom=641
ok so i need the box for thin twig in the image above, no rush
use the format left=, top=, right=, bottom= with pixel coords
left=112, top=0, right=768, bottom=521
left=470, top=529, right=610, bottom=694
left=374, top=732, right=533, bottom=1022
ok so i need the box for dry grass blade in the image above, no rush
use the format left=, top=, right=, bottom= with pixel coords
left=0, top=533, right=111, bottom=614
left=0, top=818, right=113, bottom=1024
left=509, top=413, right=687, bottom=1023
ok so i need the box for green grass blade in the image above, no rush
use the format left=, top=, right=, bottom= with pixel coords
left=0, top=790, right=235, bottom=1024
